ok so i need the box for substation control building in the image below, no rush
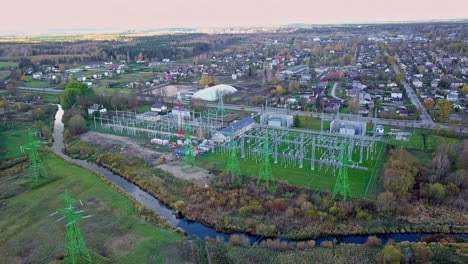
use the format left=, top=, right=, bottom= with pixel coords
left=212, top=117, right=256, bottom=142
left=329, top=119, right=367, bottom=136
left=260, top=113, right=293, bottom=128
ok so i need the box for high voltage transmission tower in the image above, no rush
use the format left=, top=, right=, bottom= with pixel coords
left=332, top=145, right=356, bottom=202
left=182, top=125, right=197, bottom=173
left=257, top=135, right=273, bottom=189
left=20, top=129, right=48, bottom=183
left=226, top=132, right=241, bottom=181
left=217, top=90, right=225, bottom=116
left=50, top=190, right=93, bottom=264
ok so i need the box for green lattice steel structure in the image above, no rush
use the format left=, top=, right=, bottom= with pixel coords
left=257, top=135, right=273, bottom=189
left=53, top=190, right=93, bottom=264
left=20, top=129, right=48, bottom=183
left=331, top=145, right=356, bottom=202
left=182, top=125, right=197, bottom=173
left=226, top=132, right=241, bottom=181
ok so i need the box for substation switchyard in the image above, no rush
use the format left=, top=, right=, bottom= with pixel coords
left=92, top=103, right=383, bottom=200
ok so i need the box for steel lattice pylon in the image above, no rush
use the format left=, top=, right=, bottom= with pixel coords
left=257, top=135, right=273, bottom=189
left=332, top=145, right=355, bottom=202
left=226, top=132, right=241, bottom=181
left=52, top=190, right=93, bottom=264
left=217, top=90, right=225, bottom=116
left=182, top=125, right=197, bottom=173
left=20, top=129, right=48, bottom=183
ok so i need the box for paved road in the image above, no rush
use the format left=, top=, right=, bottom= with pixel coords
left=205, top=103, right=466, bottom=133
left=330, top=82, right=344, bottom=101
left=18, top=87, right=61, bottom=93
left=401, top=80, right=434, bottom=125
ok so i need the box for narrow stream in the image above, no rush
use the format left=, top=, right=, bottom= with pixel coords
left=51, top=105, right=467, bottom=246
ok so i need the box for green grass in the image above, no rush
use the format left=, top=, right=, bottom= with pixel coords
left=294, top=116, right=331, bottom=131
left=24, top=80, right=52, bottom=88
left=426, top=135, right=461, bottom=150
left=198, top=142, right=385, bottom=197
left=0, top=128, right=29, bottom=160
left=0, top=153, right=181, bottom=263
left=0, top=61, right=18, bottom=68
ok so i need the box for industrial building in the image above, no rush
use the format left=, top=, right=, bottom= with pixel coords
left=192, top=84, right=238, bottom=101
left=260, top=113, right=293, bottom=128
left=330, top=119, right=367, bottom=136
left=212, top=117, right=255, bottom=142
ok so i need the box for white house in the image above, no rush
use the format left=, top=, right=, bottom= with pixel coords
left=447, top=92, right=459, bottom=102
left=88, top=104, right=107, bottom=115
left=391, top=88, right=403, bottom=99
left=32, top=72, right=42, bottom=79
left=413, top=79, right=423, bottom=88
left=150, top=102, right=167, bottom=112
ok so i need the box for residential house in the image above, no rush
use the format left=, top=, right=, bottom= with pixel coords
left=150, top=102, right=167, bottom=112
left=413, top=79, right=423, bottom=88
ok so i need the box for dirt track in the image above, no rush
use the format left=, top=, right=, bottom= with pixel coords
left=79, top=131, right=213, bottom=186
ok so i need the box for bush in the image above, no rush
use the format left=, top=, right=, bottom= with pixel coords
left=376, top=245, right=402, bottom=264
left=320, top=241, right=334, bottom=248
left=356, top=210, right=373, bottom=220
left=173, top=200, right=185, bottom=211
left=412, top=243, right=433, bottom=264
left=67, top=114, right=87, bottom=135
left=229, top=234, right=241, bottom=246
left=365, top=236, right=382, bottom=247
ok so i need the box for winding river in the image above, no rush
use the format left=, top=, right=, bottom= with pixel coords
left=51, top=105, right=467, bottom=246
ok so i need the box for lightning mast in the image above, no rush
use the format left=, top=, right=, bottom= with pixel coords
left=20, top=129, right=48, bottom=183
left=226, top=132, right=241, bottom=182
left=182, top=124, right=197, bottom=173
left=177, top=87, right=185, bottom=139
left=50, top=190, right=93, bottom=264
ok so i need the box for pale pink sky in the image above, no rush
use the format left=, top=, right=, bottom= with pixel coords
left=2, top=0, right=467, bottom=32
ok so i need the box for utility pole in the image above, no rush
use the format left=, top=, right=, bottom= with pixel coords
left=332, top=145, right=356, bottom=202
left=50, top=190, right=93, bottom=264
left=257, top=135, right=273, bottom=189
left=226, top=132, right=241, bottom=182
left=182, top=124, right=197, bottom=173
left=20, top=129, right=48, bottom=183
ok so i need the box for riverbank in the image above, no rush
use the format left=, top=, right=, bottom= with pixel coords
left=65, top=138, right=468, bottom=240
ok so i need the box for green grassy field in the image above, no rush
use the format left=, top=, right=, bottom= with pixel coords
left=0, top=61, right=18, bottom=68
left=0, top=153, right=181, bottom=263
left=24, top=79, right=52, bottom=88
left=294, top=116, right=331, bottom=131
left=0, top=128, right=29, bottom=160
left=198, top=142, right=385, bottom=197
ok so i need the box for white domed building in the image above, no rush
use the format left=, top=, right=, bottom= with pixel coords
left=192, top=84, right=238, bottom=101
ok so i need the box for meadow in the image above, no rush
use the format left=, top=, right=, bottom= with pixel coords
left=0, top=153, right=181, bottom=263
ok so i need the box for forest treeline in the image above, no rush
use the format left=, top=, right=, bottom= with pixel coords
left=0, top=33, right=246, bottom=65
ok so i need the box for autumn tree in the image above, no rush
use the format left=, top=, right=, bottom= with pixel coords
left=288, top=80, right=300, bottom=93
left=137, top=52, right=144, bottom=61
left=423, top=98, right=435, bottom=110
left=462, top=85, right=468, bottom=93
left=348, top=96, right=360, bottom=114
left=200, top=75, right=212, bottom=88
left=395, top=73, right=405, bottom=83
left=383, top=148, right=420, bottom=201
left=376, top=245, right=402, bottom=264
left=437, top=99, right=451, bottom=122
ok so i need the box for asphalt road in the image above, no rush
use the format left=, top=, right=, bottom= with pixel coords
left=400, top=81, right=434, bottom=125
